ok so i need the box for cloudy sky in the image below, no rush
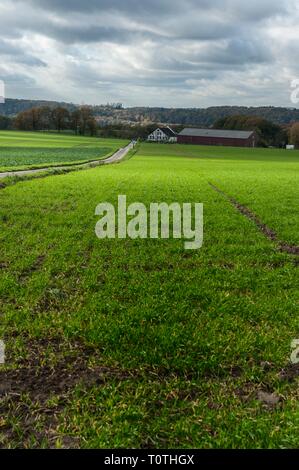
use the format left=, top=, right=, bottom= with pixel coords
left=0, top=0, right=299, bottom=107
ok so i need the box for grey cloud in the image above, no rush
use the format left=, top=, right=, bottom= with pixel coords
left=5, top=0, right=292, bottom=46
left=0, top=0, right=298, bottom=106
left=0, top=39, right=47, bottom=67
left=23, top=0, right=189, bottom=15
left=40, top=24, right=165, bottom=45
left=226, top=0, right=288, bottom=21
left=23, top=0, right=287, bottom=20
left=0, top=67, right=36, bottom=86
left=64, top=56, right=218, bottom=92
left=197, top=38, right=272, bottom=66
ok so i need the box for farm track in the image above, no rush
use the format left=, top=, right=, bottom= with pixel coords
left=0, top=142, right=134, bottom=181
left=209, top=182, right=299, bottom=256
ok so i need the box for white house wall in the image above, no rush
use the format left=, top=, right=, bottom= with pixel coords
left=147, top=128, right=177, bottom=142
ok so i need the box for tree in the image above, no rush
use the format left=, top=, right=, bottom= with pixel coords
left=290, top=123, right=299, bottom=148
left=51, top=107, right=70, bottom=132
left=14, top=107, right=49, bottom=131
left=38, top=106, right=52, bottom=130
left=13, top=105, right=99, bottom=136
left=78, top=106, right=94, bottom=135
left=29, top=107, right=40, bottom=131
left=14, top=109, right=35, bottom=130
left=70, top=109, right=81, bottom=135
left=0, top=115, right=12, bottom=130
left=86, top=117, right=97, bottom=136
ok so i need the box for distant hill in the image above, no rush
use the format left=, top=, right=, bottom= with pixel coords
left=121, top=106, right=299, bottom=127
left=0, top=98, right=76, bottom=117
left=1, top=98, right=299, bottom=127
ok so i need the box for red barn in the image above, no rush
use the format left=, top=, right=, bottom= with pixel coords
left=178, top=128, right=256, bottom=147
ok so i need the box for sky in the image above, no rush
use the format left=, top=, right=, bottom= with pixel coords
left=0, top=0, right=299, bottom=108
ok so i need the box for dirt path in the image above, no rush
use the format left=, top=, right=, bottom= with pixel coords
left=0, top=142, right=134, bottom=180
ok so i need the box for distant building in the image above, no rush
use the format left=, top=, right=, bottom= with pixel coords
left=147, top=127, right=177, bottom=143
left=178, top=128, right=257, bottom=148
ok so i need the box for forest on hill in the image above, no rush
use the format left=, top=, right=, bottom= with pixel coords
left=1, top=99, right=299, bottom=127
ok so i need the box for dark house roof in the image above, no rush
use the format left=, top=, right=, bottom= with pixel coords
left=159, top=127, right=177, bottom=137
left=179, top=128, right=254, bottom=140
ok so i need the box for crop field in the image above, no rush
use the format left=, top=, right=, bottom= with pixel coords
left=0, top=131, right=128, bottom=171
left=0, top=139, right=298, bottom=449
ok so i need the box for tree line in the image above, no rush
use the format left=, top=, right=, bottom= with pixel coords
left=10, top=105, right=97, bottom=135
left=0, top=105, right=174, bottom=140
left=3, top=99, right=299, bottom=127
left=1, top=105, right=299, bottom=147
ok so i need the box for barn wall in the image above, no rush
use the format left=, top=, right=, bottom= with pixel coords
left=177, top=135, right=255, bottom=147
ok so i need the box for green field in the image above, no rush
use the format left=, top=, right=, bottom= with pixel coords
left=0, top=137, right=298, bottom=449
left=0, top=131, right=128, bottom=171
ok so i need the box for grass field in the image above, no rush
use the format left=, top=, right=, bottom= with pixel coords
left=0, top=131, right=128, bottom=171
left=0, top=137, right=298, bottom=448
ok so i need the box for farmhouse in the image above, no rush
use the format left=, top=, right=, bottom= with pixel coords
left=178, top=128, right=256, bottom=147
left=147, top=126, right=177, bottom=143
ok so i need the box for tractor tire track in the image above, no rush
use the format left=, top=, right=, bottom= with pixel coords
left=209, top=182, right=299, bottom=256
